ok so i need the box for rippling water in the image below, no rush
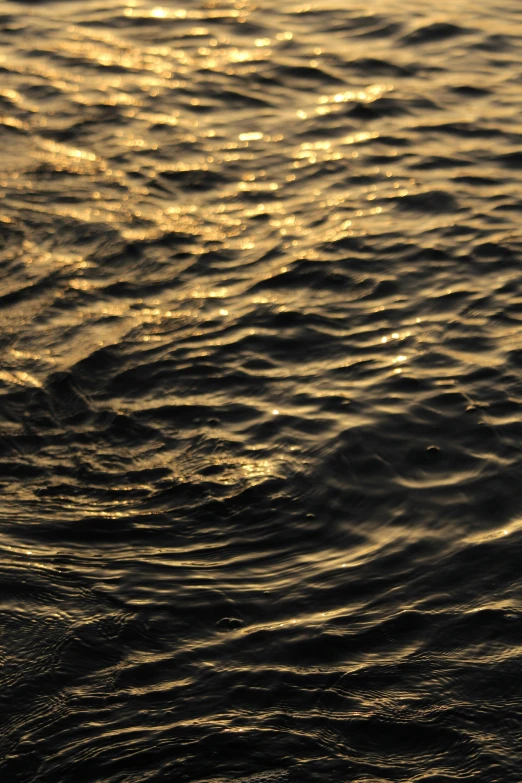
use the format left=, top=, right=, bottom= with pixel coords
left=2, top=0, right=522, bottom=780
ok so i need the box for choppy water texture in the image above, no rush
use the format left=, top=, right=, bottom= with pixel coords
left=1, top=0, right=522, bottom=780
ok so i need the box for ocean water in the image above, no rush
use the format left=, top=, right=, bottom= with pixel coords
left=1, top=0, right=522, bottom=780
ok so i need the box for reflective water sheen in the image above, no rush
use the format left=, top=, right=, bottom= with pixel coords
left=1, top=0, right=522, bottom=780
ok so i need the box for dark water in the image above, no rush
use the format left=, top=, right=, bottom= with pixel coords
left=1, top=0, right=522, bottom=780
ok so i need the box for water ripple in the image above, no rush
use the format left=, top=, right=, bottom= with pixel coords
left=1, top=0, right=522, bottom=780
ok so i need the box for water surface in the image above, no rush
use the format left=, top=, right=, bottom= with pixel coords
left=1, top=1, right=522, bottom=780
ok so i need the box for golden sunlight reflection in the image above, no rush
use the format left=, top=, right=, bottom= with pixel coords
left=318, top=84, right=392, bottom=106
left=1, top=1, right=522, bottom=779
left=2, top=1, right=516, bottom=480
left=0, top=370, right=42, bottom=388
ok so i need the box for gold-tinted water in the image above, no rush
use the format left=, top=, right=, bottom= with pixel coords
left=1, top=1, right=522, bottom=781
